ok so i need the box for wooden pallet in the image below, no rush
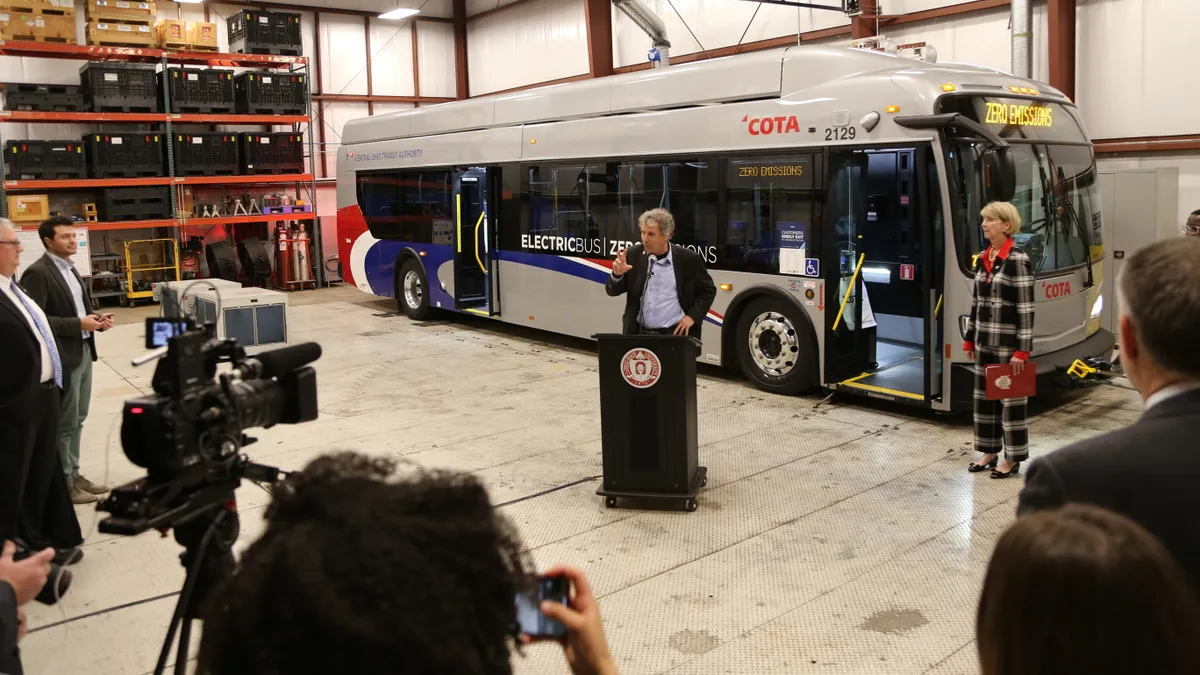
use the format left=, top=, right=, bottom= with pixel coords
left=87, top=21, right=154, bottom=47
left=86, top=11, right=151, bottom=25
left=159, top=40, right=189, bottom=50
left=0, top=32, right=76, bottom=43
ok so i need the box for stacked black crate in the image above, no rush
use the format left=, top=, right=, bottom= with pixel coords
left=98, top=187, right=171, bottom=221
left=3, top=140, right=87, bottom=180
left=227, top=10, right=302, bottom=56
left=159, top=67, right=235, bottom=114
left=1, top=83, right=84, bottom=112
left=234, top=70, right=306, bottom=115
left=83, top=133, right=163, bottom=178
left=238, top=133, right=303, bottom=175
left=80, top=62, right=158, bottom=113
left=172, top=133, right=239, bottom=176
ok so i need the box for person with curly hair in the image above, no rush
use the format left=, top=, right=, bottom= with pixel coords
left=196, top=452, right=618, bottom=675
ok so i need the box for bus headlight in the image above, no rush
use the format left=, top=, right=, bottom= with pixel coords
left=1090, top=295, right=1104, bottom=319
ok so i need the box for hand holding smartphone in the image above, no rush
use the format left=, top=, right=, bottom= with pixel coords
left=518, top=567, right=619, bottom=675
left=515, top=575, right=569, bottom=638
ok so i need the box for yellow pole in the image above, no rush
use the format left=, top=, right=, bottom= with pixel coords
left=832, top=253, right=866, bottom=332
left=455, top=193, right=462, bottom=253
left=473, top=211, right=487, bottom=274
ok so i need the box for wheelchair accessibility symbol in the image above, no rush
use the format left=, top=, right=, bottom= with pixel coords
left=804, top=258, right=820, bottom=277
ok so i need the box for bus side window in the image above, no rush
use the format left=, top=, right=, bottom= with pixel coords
left=721, top=154, right=820, bottom=274
left=356, top=170, right=452, bottom=244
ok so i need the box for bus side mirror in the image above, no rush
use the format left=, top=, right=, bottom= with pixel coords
left=983, top=148, right=1016, bottom=203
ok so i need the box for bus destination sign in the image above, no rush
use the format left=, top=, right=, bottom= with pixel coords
left=728, top=157, right=815, bottom=190
left=984, top=102, right=1053, bottom=128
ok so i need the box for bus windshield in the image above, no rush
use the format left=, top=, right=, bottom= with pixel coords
left=941, top=98, right=1103, bottom=276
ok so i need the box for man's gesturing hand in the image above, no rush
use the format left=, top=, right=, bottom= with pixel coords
left=612, top=248, right=632, bottom=277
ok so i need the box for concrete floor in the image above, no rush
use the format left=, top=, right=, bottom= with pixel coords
left=20, top=285, right=1142, bottom=675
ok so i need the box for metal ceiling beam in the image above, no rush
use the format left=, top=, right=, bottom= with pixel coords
left=1048, top=0, right=1076, bottom=101
left=585, top=0, right=614, bottom=78
left=453, top=0, right=468, bottom=98
left=739, top=0, right=846, bottom=11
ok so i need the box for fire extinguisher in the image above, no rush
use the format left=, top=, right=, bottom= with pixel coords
left=273, top=221, right=290, bottom=288
left=295, top=222, right=312, bottom=283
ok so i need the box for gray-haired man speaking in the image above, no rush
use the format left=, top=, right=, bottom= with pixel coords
left=606, top=208, right=715, bottom=340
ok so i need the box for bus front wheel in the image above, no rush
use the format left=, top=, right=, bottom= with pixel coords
left=397, top=258, right=431, bottom=320
left=735, top=297, right=817, bottom=395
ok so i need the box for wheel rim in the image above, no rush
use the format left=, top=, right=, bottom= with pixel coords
left=403, top=269, right=423, bottom=309
left=747, top=311, right=799, bottom=377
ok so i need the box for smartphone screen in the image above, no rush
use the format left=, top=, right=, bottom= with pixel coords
left=515, top=576, right=568, bottom=638
left=145, top=317, right=193, bottom=349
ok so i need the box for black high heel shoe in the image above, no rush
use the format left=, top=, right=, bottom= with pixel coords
left=968, top=456, right=999, bottom=473
left=991, top=462, right=1021, bottom=479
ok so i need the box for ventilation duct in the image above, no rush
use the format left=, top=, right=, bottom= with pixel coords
left=613, top=0, right=672, bottom=67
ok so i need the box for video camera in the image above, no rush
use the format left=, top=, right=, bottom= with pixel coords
left=98, top=317, right=319, bottom=535
left=95, top=315, right=321, bottom=675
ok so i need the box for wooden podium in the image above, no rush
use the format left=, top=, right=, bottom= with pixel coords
left=593, top=333, right=707, bottom=512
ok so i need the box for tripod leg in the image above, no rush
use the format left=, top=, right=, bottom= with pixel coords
left=176, top=619, right=192, bottom=675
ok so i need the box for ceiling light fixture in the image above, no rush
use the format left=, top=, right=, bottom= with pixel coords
left=378, top=7, right=420, bottom=20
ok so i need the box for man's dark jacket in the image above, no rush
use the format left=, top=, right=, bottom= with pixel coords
left=1018, top=388, right=1200, bottom=595
left=604, top=243, right=716, bottom=340
left=1, top=578, right=23, bottom=674
left=20, top=253, right=98, bottom=377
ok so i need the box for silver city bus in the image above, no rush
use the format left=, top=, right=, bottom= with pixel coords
left=336, top=45, right=1112, bottom=411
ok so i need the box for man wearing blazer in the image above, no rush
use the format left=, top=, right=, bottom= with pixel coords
left=20, top=216, right=112, bottom=505
left=605, top=208, right=715, bottom=340
left=1019, top=237, right=1200, bottom=591
left=0, top=219, right=82, bottom=563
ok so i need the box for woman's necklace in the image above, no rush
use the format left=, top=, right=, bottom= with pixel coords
left=987, top=247, right=999, bottom=264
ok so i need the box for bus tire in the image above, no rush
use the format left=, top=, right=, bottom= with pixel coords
left=735, top=297, right=818, bottom=395
left=396, top=257, right=431, bottom=320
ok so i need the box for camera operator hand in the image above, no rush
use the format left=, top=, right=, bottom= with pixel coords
left=524, top=565, right=618, bottom=675
left=0, top=541, right=54, bottom=606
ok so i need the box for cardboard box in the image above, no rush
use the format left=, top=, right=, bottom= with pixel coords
left=156, top=17, right=184, bottom=45
left=87, top=20, right=155, bottom=46
left=7, top=194, right=49, bottom=222
left=187, top=21, right=216, bottom=50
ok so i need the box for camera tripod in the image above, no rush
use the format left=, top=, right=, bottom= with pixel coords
left=153, top=499, right=239, bottom=675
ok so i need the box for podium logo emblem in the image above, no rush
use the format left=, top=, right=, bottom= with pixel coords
left=621, top=348, right=661, bottom=389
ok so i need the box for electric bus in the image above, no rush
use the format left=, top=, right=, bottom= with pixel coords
left=335, top=45, right=1113, bottom=411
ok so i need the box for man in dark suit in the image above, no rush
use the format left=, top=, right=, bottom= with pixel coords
left=21, top=216, right=112, bottom=505
left=0, top=220, right=82, bottom=565
left=605, top=208, right=715, bottom=340
left=1019, top=237, right=1200, bottom=591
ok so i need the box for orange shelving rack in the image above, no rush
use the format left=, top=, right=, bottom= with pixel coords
left=0, top=40, right=323, bottom=284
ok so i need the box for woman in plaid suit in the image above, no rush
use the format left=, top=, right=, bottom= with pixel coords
left=963, top=201, right=1035, bottom=479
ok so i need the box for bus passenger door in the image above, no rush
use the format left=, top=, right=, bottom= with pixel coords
left=823, top=151, right=872, bottom=384
left=921, top=147, right=945, bottom=401
left=453, top=167, right=495, bottom=316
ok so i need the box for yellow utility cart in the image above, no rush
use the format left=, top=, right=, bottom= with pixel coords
left=122, top=238, right=179, bottom=307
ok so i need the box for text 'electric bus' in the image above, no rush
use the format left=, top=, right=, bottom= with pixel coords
left=336, top=45, right=1113, bottom=412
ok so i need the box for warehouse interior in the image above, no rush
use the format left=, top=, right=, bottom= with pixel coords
left=2, top=0, right=1198, bottom=674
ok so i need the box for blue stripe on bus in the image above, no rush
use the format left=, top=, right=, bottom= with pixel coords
left=497, top=250, right=613, bottom=284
